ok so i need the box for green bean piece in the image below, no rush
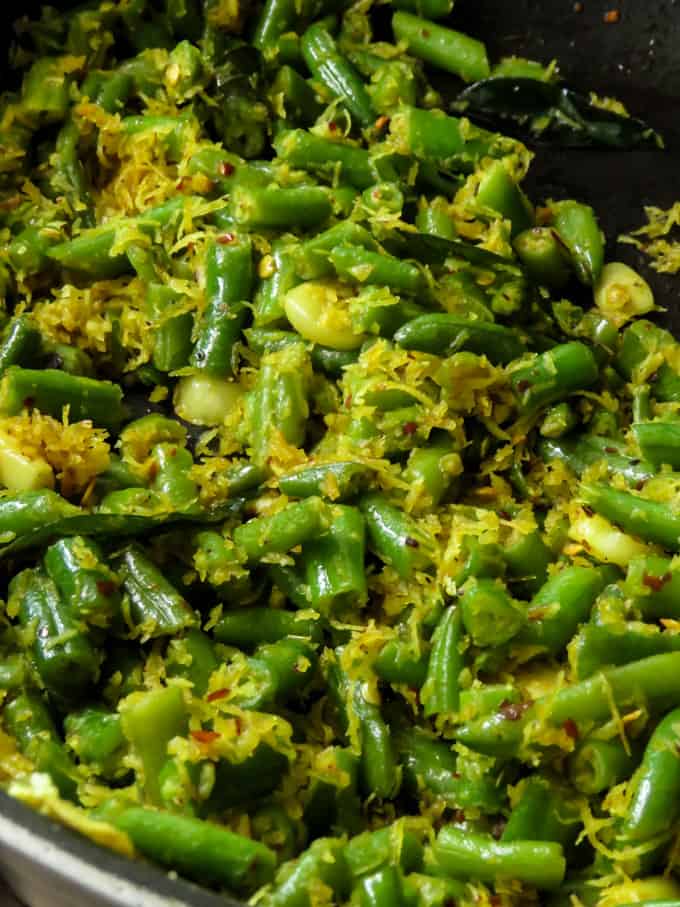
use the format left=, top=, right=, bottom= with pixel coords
left=633, top=421, right=680, bottom=469
left=431, top=826, right=566, bottom=890
left=502, top=777, right=579, bottom=848
left=260, top=838, right=350, bottom=907
left=421, top=606, right=463, bottom=716
left=64, top=707, right=127, bottom=778
left=356, top=866, right=406, bottom=907
left=4, top=692, right=79, bottom=800
left=394, top=313, right=526, bottom=365
left=213, top=607, right=323, bottom=647
left=234, top=497, right=331, bottom=564
left=581, top=482, right=680, bottom=551
left=502, top=529, right=552, bottom=596
left=11, top=568, right=101, bottom=706
left=165, top=629, right=220, bottom=697
left=44, top=536, right=121, bottom=628
left=550, top=200, right=605, bottom=286
left=253, top=241, right=299, bottom=327
left=231, top=185, right=333, bottom=230
left=299, top=505, right=367, bottom=614
left=274, top=129, right=399, bottom=190
left=457, top=653, right=680, bottom=757
left=0, top=367, right=124, bottom=431
left=616, top=320, right=680, bottom=403
left=119, top=685, right=187, bottom=805
left=403, top=874, right=467, bottom=907
left=360, top=493, right=436, bottom=578
left=476, top=160, right=533, bottom=236
left=344, top=823, right=423, bottom=881
left=515, top=565, right=617, bottom=657
left=278, top=461, right=369, bottom=501
left=459, top=577, right=525, bottom=648
left=301, top=23, right=375, bottom=127
left=271, top=65, right=325, bottom=126
left=106, top=805, right=276, bottom=892
left=374, top=640, right=428, bottom=688
left=146, top=284, right=193, bottom=373
left=415, top=197, right=457, bottom=240
left=509, top=342, right=599, bottom=413
left=569, top=738, right=639, bottom=795
left=570, top=621, right=680, bottom=681
left=191, top=234, right=253, bottom=376
left=237, top=637, right=318, bottom=710
left=207, top=744, right=289, bottom=811
left=397, top=727, right=503, bottom=813
left=329, top=245, right=427, bottom=296
left=620, top=707, right=680, bottom=845
left=116, top=546, right=198, bottom=638
left=624, top=555, right=680, bottom=621
left=245, top=343, right=311, bottom=466
left=389, top=106, right=493, bottom=167
left=513, top=227, right=572, bottom=289
left=540, top=435, right=655, bottom=485
left=391, top=13, right=490, bottom=83
left=304, top=747, right=362, bottom=839
left=21, top=57, right=74, bottom=121
left=0, top=316, right=42, bottom=376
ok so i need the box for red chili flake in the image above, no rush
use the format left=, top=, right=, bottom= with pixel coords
left=206, top=688, right=228, bottom=702
left=23, top=397, right=34, bottom=408
left=563, top=718, right=579, bottom=740
left=148, top=461, right=159, bottom=482
left=217, top=232, right=235, bottom=244
left=635, top=480, right=646, bottom=491
left=405, top=537, right=420, bottom=548
left=176, top=179, right=186, bottom=191
left=490, top=896, right=502, bottom=907
left=516, top=379, right=531, bottom=393
left=169, top=447, right=177, bottom=458
left=498, top=510, right=511, bottom=520
left=582, top=504, right=594, bottom=517
left=96, top=580, right=117, bottom=598
left=421, top=28, right=430, bottom=37
left=603, top=9, right=620, bottom=23
left=604, top=447, right=618, bottom=454
left=649, top=371, right=659, bottom=383
left=499, top=699, right=531, bottom=721
left=643, top=571, right=673, bottom=592
left=219, top=161, right=235, bottom=177
left=403, top=421, right=417, bottom=435
left=451, top=771, right=461, bottom=779
left=375, top=115, right=390, bottom=130
left=573, top=1, right=584, bottom=11
left=234, top=715, right=243, bottom=736
left=191, top=730, right=220, bottom=744
left=328, top=121, right=338, bottom=132
left=453, top=809, right=466, bottom=823
left=344, top=395, right=352, bottom=408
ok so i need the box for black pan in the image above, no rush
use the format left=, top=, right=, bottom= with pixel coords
left=1, top=2, right=679, bottom=905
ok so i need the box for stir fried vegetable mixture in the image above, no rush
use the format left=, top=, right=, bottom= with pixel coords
left=0, top=1, right=679, bottom=905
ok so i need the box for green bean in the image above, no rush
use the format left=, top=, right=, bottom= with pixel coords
left=624, top=555, right=680, bottom=621
left=208, top=744, right=289, bottom=811
left=397, top=727, right=503, bottom=813
left=43, top=536, right=121, bottom=628
left=64, top=707, right=127, bottom=778
left=4, top=692, right=79, bottom=800
left=569, top=738, right=639, bottom=795
left=115, top=546, right=198, bottom=638
left=11, top=568, right=101, bottom=705
left=391, top=13, right=490, bottom=83
left=190, top=234, right=253, bottom=376
left=0, top=316, right=42, bottom=376
left=509, top=342, right=599, bottom=413
left=389, top=106, right=493, bottom=168
left=374, top=640, right=428, bottom=688
left=21, top=57, right=74, bottom=121
left=394, top=313, right=526, bottom=365
left=513, top=227, right=572, bottom=289
left=476, top=160, right=533, bottom=236
left=550, top=200, right=604, bottom=286
left=165, top=629, right=220, bottom=696
left=146, top=284, right=193, bottom=373
left=345, top=823, right=423, bottom=880
left=231, top=184, right=332, bottom=230
left=540, top=435, right=655, bottom=485
left=620, top=707, right=680, bottom=845
left=278, top=461, right=369, bottom=501
left=233, top=498, right=330, bottom=564
left=633, top=421, right=680, bottom=469
left=107, top=805, right=276, bottom=892
left=570, top=622, right=680, bottom=681
left=616, top=320, right=680, bottom=403
left=0, top=367, right=124, bottom=431
left=260, top=838, right=350, bottom=907
left=253, top=241, right=299, bottom=327
left=301, top=23, right=375, bottom=127
left=213, top=608, right=323, bottom=648
left=431, top=826, right=565, bottom=890
left=515, top=565, right=617, bottom=657
left=274, top=129, right=399, bottom=190
left=415, top=197, right=457, bottom=240
left=299, top=505, right=367, bottom=614
left=581, top=482, right=680, bottom=551
left=501, top=777, right=578, bottom=848
left=119, top=684, right=187, bottom=805
left=271, top=66, right=324, bottom=127
left=360, top=493, right=436, bottom=578
left=459, top=577, right=525, bottom=648
left=421, top=606, right=463, bottom=716
left=356, top=867, right=405, bottom=907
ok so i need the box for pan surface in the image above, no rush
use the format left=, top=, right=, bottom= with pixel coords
left=0, top=1, right=679, bottom=905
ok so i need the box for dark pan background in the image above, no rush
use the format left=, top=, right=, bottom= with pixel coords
left=0, top=1, right=680, bottom=905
